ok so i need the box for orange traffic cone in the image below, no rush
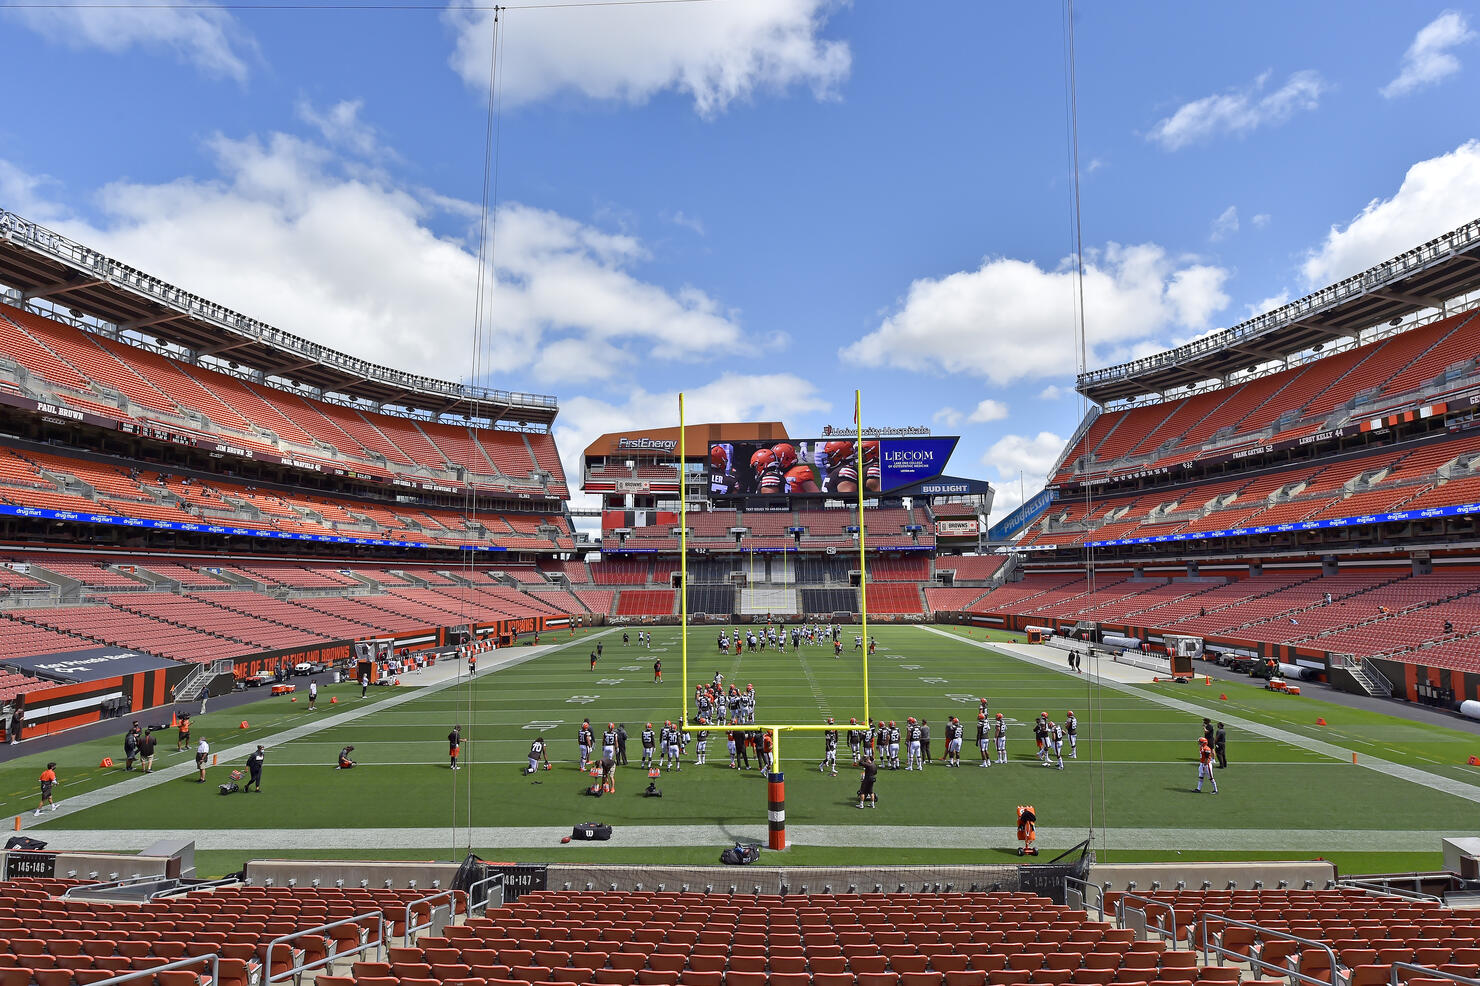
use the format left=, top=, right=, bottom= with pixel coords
left=1467, top=755, right=1479, bottom=766
left=1219, top=693, right=1227, bottom=701
left=170, top=712, right=178, bottom=727
left=1151, top=676, right=1159, bottom=683
left=331, top=696, right=338, bottom=704
left=239, top=721, right=249, bottom=729
left=1205, top=676, right=1212, bottom=685
left=100, top=757, right=113, bottom=768
left=1316, top=717, right=1327, bottom=726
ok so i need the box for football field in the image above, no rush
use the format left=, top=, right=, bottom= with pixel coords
left=9, top=623, right=1480, bottom=875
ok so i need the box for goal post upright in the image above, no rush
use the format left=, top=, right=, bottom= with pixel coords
left=857, top=388, right=870, bottom=727
left=679, top=391, right=688, bottom=728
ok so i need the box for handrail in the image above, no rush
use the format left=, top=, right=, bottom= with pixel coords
left=1063, top=876, right=1104, bottom=920
left=73, top=954, right=218, bottom=986
left=1116, top=891, right=1178, bottom=943
left=265, top=910, right=384, bottom=984
left=404, top=889, right=464, bottom=943
left=468, top=872, right=505, bottom=915
left=1199, top=912, right=1339, bottom=986
left=61, top=873, right=168, bottom=897
left=147, top=877, right=239, bottom=899
left=1338, top=877, right=1443, bottom=903
left=1390, top=963, right=1480, bottom=986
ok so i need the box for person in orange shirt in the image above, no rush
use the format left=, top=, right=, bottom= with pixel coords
left=36, top=762, right=58, bottom=815
left=1195, top=737, right=1218, bottom=794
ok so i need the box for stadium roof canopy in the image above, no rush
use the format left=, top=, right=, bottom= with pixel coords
left=1078, top=218, right=1480, bottom=404
left=0, top=211, right=558, bottom=426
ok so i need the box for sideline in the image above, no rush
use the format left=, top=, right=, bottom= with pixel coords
left=918, top=625, right=1480, bottom=805
left=27, top=630, right=615, bottom=828
left=25, top=823, right=1468, bottom=853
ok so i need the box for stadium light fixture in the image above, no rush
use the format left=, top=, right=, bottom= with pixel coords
left=1389, top=316, right=1403, bottom=326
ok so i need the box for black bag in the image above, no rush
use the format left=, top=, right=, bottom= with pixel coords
left=572, top=822, right=612, bottom=841
left=218, top=781, right=239, bottom=795
left=5, top=836, right=46, bottom=851
left=719, top=842, right=760, bottom=865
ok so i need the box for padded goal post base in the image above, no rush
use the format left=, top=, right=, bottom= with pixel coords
left=767, top=772, right=786, bottom=850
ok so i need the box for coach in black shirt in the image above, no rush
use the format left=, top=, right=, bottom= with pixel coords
left=856, top=756, right=878, bottom=809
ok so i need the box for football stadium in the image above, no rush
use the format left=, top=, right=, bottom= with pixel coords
left=2, top=4, right=1480, bottom=986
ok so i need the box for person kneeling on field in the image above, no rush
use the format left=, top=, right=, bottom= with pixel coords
left=337, top=745, right=356, bottom=769
left=526, top=735, right=550, bottom=774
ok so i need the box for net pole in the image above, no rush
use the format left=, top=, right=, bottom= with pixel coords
left=679, top=392, right=688, bottom=727
left=856, top=389, right=870, bottom=726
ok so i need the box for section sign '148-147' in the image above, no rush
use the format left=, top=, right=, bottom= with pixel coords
left=708, top=437, right=958, bottom=499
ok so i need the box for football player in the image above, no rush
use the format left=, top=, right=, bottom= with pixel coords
left=1065, top=710, right=1078, bottom=759
left=525, top=735, right=549, bottom=774
left=709, top=443, right=736, bottom=495
left=1045, top=719, right=1064, bottom=771
left=602, top=722, right=617, bottom=765
left=663, top=721, right=682, bottom=772
left=887, top=720, right=901, bottom=770
left=994, top=712, right=1008, bottom=765
left=749, top=448, right=784, bottom=495
left=861, top=440, right=881, bottom=493
left=577, top=719, right=594, bottom=771
left=847, top=717, right=863, bottom=764
left=944, top=716, right=962, bottom=767
left=820, top=718, right=838, bottom=776
left=905, top=717, right=923, bottom=771
left=785, top=464, right=819, bottom=494
left=976, top=712, right=991, bottom=767
left=640, top=722, right=656, bottom=769
left=694, top=720, right=709, bottom=765
left=820, top=440, right=857, bottom=494
left=1196, top=737, right=1218, bottom=793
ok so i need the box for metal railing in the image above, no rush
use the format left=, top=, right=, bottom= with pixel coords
left=468, top=872, right=505, bottom=916
left=1117, top=891, right=1179, bottom=943
left=1079, top=217, right=1480, bottom=390
left=0, top=210, right=559, bottom=415
left=1391, top=963, right=1480, bottom=986
left=264, top=910, right=385, bottom=985
left=1063, top=876, right=1104, bottom=920
left=78, top=954, right=219, bottom=986
left=147, top=878, right=239, bottom=899
left=404, top=889, right=464, bottom=943
left=1199, top=913, right=1339, bottom=986
left=61, top=873, right=170, bottom=897
left=1338, top=877, right=1443, bottom=903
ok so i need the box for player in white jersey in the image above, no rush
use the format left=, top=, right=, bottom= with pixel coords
left=994, top=713, right=1008, bottom=765
left=904, top=718, right=923, bottom=770
left=945, top=716, right=963, bottom=767
left=819, top=718, right=838, bottom=776
left=887, top=721, right=901, bottom=770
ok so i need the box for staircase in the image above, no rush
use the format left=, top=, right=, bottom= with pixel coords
left=1347, top=658, right=1393, bottom=698
left=173, top=658, right=234, bottom=702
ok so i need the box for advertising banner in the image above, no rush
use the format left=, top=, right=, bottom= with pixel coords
left=1083, top=498, right=1480, bottom=548
left=4, top=647, right=179, bottom=683
left=936, top=518, right=980, bottom=536
left=708, top=436, right=958, bottom=500
left=987, top=488, right=1057, bottom=542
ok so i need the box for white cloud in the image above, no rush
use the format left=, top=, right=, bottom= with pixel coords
left=3, top=128, right=750, bottom=388
left=1038, top=384, right=1068, bottom=401
left=5, top=2, right=253, bottom=81
left=296, top=99, right=388, bottom=160
left=980, top=431, right=1066, bottom=523
left=1147, top=70, right=1326, bottom=151
left=933, top=407, right=963, bottom=427
left=1247, top=290, right=1291, bottom=318
left=668, top=211, right=706, bottom=236
left=553, top=372, right=831, bottom=521
left=1302, top=139, right=1480, bottom=287
left=1210, top=205, right=1239, bottom=242
left=1250, top=213, right=1271, bottom=229
left=842, top=243, right=1230, bottom=386
left=445, top=0, right=850, bottom=117
left=1382, top=10, right=1475, bottom=98
left=966, top=398, right=1009, bottom=424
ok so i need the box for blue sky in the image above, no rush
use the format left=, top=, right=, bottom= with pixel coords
left=1, top=1, right=1478, bottom=521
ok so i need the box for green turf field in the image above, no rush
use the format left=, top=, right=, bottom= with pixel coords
left=11, top=624, right=1480, bottom=873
